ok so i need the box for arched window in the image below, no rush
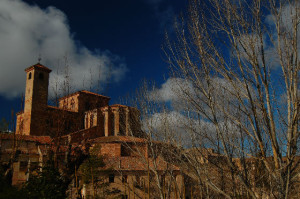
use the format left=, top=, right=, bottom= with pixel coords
left=39, top=73, right=44, bottom=80
left=28, top=72, right=32, bottom=80
left=109, top=174, right=115, bottom=183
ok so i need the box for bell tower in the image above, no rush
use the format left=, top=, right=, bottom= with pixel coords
left=22, top=63, right=51, bottom=136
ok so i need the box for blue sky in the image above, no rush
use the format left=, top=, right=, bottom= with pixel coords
left=0, top=0, right=187, bottom=124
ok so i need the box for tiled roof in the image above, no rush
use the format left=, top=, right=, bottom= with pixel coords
left=59, top=90, right=110, bottom=101
left=90, top=136, right=148, bottom=144
left=47, top=105, right=78, bottom=113
left=58, top=126, right=101, bottom=144
left=0, top=133, right=51, bottom=144
left=110, top=104, right=128, bottom=108
left=80, top=90, right=111, bottom=99
left=185, top=147, right=220, bottom=156
left=102, top=156, right=180, bottom=171
left=24, top=63, right=52, bottom=73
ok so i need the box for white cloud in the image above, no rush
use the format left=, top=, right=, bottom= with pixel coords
left=149, top=78, right=194, bottom=102
left=0, top=0, right=127, bottom=99
left=147, top=76, right=258, bottom=134
left=142, top=111, right=196, bottom=145
left=237, top=3, right=300, bottom=69
left=142, top=109, right=242, bottom=147
left=149, top=77, right=249, bottom=106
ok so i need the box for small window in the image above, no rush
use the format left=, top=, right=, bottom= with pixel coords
left=121, top=145, right=131, bottom=157
left=109, top=174, right=115, bottom=183
left=28, top=72, right=32, bottom=79
left=39, top=73, right=44, bottom=80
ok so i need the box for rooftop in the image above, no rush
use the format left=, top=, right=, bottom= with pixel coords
left=25, top=63, right=52, bottom=73
left=102, top=156, right=180, bottom=171
left=0, top=133, right=51, bottom=144
left=89, top=136, right=147, bottom=144
left=59, top=90, right=111, bottom=101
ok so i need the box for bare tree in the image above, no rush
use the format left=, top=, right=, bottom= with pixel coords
left=158, top=0, right=300, bottom=198
left=124, top=81, right=189, bottom=199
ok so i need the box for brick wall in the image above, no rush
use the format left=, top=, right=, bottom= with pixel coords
left=101, top=143, right=121, bottom=157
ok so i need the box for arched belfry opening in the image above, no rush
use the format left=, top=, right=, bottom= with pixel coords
left=39, top=72, right=44, bottom=80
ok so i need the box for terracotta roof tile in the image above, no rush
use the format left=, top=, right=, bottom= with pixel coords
left=90, top=136, right=147, bottom=144
left=80, top=90, right=110, bottom=99
left=59, top=90, right=110, bottom=101
left=110, top=104, right=128, bottom=108
left=102, top=156, right=180, bottom=171
left=25, top=63, right=52, bottom=73
left=47, top=105, right=78, bottom=113
left=0, top=133, right=51, bottom=144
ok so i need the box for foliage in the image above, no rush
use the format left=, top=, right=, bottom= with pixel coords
left=21, top=161, right=68, bottom=199
left=0, top=164, right=23, bottom=199
left=78, top=144, right=111, bottom=198
left=79, top=144, right=105, bottom=184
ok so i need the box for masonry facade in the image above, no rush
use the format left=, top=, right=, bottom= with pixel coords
left=16, top=63, right=141, bottom=139
left=1, top=63, right=185, bottom=199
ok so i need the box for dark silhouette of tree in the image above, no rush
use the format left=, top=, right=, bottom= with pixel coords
left=21, top=160, right=68, bottom=199
left=0, top=118, right=9, bottom=133
left=0, top=164, right=23, bottom=199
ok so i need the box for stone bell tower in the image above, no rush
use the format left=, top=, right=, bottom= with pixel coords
left=21, top=63, right=51, bottom=136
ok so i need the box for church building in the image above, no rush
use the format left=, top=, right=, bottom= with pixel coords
left=0, top=63, right=185, bottom=198
left=15, top=63, right=141, bottom=139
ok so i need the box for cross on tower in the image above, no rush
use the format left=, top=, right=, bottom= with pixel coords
left=38, top=54, right=42, bottom=63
